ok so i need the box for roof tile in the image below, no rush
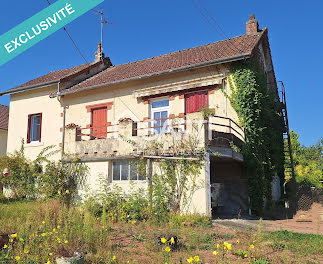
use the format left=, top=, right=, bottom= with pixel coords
left=63, top=33, right=262, bottom=94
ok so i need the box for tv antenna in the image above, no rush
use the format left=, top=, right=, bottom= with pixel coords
left=92, top=9, right=113, bottom=52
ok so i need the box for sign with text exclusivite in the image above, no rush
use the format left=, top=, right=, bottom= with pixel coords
left=0, top=0, right=104, bottom=66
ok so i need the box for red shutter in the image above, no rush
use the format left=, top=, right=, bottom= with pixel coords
left=27, top=115, right=31, bottom=143
left=39, top=113, right=42, bottom=142
left=185, top=91, right=209, bottom=113
left=92, top=107, right=107, bottom=138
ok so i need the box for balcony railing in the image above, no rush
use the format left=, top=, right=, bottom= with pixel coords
left=74, top=114, right=244, bottom=143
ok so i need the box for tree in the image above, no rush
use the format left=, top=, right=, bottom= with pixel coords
left=289, top=130, right=323, bottom=187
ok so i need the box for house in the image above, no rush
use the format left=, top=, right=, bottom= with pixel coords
left=0, top=105, right=9, bottom=156
left=0, top=15, right=285, bottom=216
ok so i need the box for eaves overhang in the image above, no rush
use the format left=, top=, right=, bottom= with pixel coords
left=0, top=80, right=59, bottom=96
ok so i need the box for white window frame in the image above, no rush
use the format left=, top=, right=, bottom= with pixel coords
left=150, top=97, right=170, bottom=135
left=111, top=160, right=146, bottom=182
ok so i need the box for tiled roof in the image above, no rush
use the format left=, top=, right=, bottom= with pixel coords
left=61, top=31, right=264, bottom=95
left=20, top=64, right=91, bottom=88
left=0, top=105, right=9, bottom=130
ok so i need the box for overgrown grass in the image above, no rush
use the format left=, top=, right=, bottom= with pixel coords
left=266, top=230, right=323, bottom=256
left=0, top=200, right=322, bottom=264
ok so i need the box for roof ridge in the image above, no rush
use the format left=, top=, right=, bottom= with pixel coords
left=48, top=62, right=92, bottom=75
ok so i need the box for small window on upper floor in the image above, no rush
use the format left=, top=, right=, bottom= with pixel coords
left=150, top=98, right=169, bottom=134
left=27, top=113, right=42, bottom=143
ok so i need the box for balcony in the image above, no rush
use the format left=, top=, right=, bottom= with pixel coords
left=64, top=113, right=244, bottom=161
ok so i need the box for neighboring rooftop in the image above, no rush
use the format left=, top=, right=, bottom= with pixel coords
left=0, top=56, right=111, bottom=96
left=0, top=105, right=9, bottom=131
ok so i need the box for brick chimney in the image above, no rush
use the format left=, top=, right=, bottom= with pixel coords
left=94, top=43, right=105, bottom=62
left=246, top=14, right=259, bottom=35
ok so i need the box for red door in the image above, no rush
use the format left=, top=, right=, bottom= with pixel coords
left=185, top=91, right=209, bottom=113
left=92, top=107, right=107, bottom=138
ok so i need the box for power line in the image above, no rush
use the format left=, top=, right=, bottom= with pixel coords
left=191, top=0, right=246, bottom=54
left=197, top=0, right=228, bottom=38
left=45, top=0, right=88, bottom=64
left=197, top=0, right=250, bottom=53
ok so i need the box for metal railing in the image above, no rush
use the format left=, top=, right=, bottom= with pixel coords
left=75, top=114, right=245, bottom=141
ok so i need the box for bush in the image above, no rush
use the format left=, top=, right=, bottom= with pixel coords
left=86, top=182, right=150, bottom=223
left=0, top=144, right=37, bottom=199
left=0, top=142, right=87, bottom=205
left=36, top=159, right=88, bottom=205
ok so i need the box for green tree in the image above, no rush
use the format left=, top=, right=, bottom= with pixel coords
left=290, top=130, right=323, bottom=187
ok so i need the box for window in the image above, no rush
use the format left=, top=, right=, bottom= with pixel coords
left=185, top=91, right=209, bottom=113
left=27, top=113, right=42, bottom=143
left=150, top=99, right=169, bottom=134
left=112, top=161, right=145, bottom=181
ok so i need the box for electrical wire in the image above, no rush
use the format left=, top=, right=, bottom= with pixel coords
left=45, top=0, right=88, bottom=64
left=197, top=0, right=250, bottom=53
left=191, top=0, right=247, bottom=54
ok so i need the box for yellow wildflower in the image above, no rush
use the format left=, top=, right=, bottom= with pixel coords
left=3, top=244, right=8, bottom=249
left=161, top=237, right=167, bottom=244
left=41, top=233, right=47, bottom=237
left=19, top=238, right=24, bottom=242
left=112, top=256, right=116, bottom=260
left=49, top=253, right=53, bottom=256
left=187, top=257, right=193, bottom=263
left=170, top=237, right=175, bottom=245
left=52, top=228, right=56, bottom=232
left=212, top=250, right=218, bottom=256
left=11, top=233, right=17, bottom=238
left=15, top=256, right=21, bottom=260
left=57, top=225, right=61, bottom=229
left=244, top=253, right=248, bottom=258
left=66, top=190, right=70, bottom=194
left=42, top=221, right=46, bottom=224
left=236, top=239, right=240, bottom=243
left=223, top=242, right=232, bottom=250
left=64, top=240, right=68, bottom=244
left=194, top=255, right=200, bottom=262
left=216, top=243, right=220, bottom=248
left=24, top=249, right=29, bottom=254
left=9, top=239, right=13, bottom=243
left=250, top=244, right=255, bottom=249
left=165, top=246, right=171, bottom=252
left=45, top=261, right=51, bottom=264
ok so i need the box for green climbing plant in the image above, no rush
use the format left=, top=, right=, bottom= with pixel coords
left=225, top=62, right=284, bottom=214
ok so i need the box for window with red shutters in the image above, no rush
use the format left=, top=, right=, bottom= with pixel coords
left=185, top=91, right=209, bottom=113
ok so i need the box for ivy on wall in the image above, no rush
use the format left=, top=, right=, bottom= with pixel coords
left=226, top=62, right=284, bottom=214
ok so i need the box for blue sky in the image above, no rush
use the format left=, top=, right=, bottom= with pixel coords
left=0, top=0, right=322, bottom=146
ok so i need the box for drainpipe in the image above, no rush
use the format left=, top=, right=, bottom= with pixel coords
left=205, top=153, right=211, bottom=217
left=56, top=82, right=66, bottom=160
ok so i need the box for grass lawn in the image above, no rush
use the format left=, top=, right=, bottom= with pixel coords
left=0, top=200, right=322, bottom=264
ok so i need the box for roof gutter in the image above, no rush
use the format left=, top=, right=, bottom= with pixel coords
left=0, top=80, right=59, bottom=96
left=51, top=53, right=250, bottom=98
